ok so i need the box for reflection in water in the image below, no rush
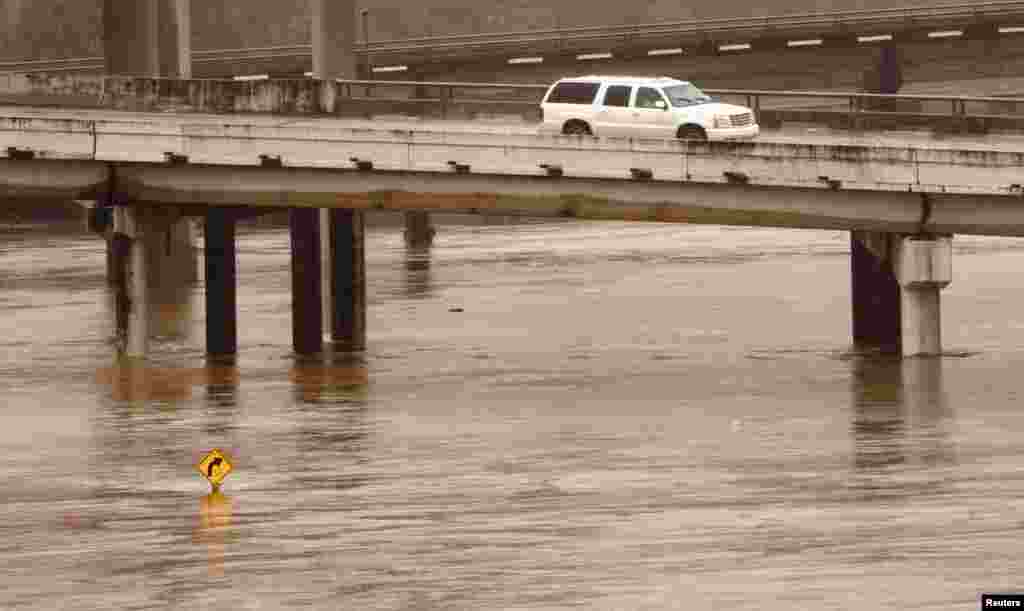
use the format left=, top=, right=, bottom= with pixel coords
left=194, top=490, right=234, bottom=578
left=94, top=363, right=241, bottom=407
left=204, top=364, right=240, bottom=437
left=903, top=357, right=956, bottom=469
left=95, top=362, right=196, bottom=405
left=849, top=355, right=955, bottom=494
left=92, top=363, right=240, bottom=495
left=404, top=243, right=433, bottom=299
left=92, top=362, right=197, bottom=496
left=851, top=355, right=906, bottom=473
left=290, top=357, right=369, bottom=405
left=290, top=357, right=371, bottom=491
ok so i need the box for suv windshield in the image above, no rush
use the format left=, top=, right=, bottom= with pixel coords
left=662, top=84, right=712, bottom=107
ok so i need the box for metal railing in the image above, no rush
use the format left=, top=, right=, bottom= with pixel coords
left=320, top=78, right=1024, bottom=129
left=4, top=0, right=1024, bottom=74
left=0, top=71, right=1020, bottom=130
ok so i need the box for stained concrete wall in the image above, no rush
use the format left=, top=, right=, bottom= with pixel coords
left=2, top=0, right=942, bottom=60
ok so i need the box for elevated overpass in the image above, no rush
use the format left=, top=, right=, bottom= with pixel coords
left=0, top=83, right=1020, bottom=360
left=5, top=1, right=1024, bottom=94
left=0, top=110, right=1019, bottom=235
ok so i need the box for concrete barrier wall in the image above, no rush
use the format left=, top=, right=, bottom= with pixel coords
left=2, top=113, right=1022, bottom=194
left=1, top=73, right=1020, bottom=135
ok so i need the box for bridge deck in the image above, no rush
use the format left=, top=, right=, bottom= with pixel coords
left=0, top=107, right=1021, bottom=237
left=2, top=105, right=1024, bottom=152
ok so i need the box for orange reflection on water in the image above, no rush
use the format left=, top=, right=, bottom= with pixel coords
left=94, top=364, right=241, bottom=403
left=289, top=362, right=369, bottom=403
left=194, top=489, right=233, bottom=578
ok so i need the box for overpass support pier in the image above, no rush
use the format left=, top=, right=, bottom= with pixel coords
left=851, top=231, right=902, bottom=353
left=293, top=208, right=366, bottom=357
left=205, top=208, right=238, bottom=362
left=896, top=235, right=952, bottom=358
left=851, top=231, right=952, bottom=358
left=291, top=208, right=323, bottom=356
left=110, top=205, right=197, bottom=358
left=325, top=209, right=367, bottom=352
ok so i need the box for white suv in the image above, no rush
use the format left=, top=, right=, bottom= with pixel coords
left=539, top=75, right=759, bottom=141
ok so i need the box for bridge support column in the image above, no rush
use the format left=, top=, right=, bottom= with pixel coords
left=328, top=209, right=366, bottom=351
left=403, top=211, right=435, bottom=249
left=204, top=208, right=238, bottom=361
left=311, top=0, right=357, bottom=79
left=290, top=207, right=323, bottom=356
left=851, top=231, right=901, bottom=353
left=113, top=206, right=152, bottom=358
left=146, top=220, right=194, bottom=341
left=103, top=0, right=191, bottom=77
left=106, top=236, right=118, bottom=286
left=896, top=235, right=952, bottom=357
left=146, top=214, right=198, bottom=288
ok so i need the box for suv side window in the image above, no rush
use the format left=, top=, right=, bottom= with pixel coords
left=601, top=85, right=631, bottom=107
left=547, top=81, right=601, bottom=104
left=634, top=87, right=666, bottom=109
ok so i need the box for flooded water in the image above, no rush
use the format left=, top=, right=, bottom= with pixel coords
left=1, top=215, right=1023, bottom=610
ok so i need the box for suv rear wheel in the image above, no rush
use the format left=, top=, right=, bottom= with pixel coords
left=562, top=120, right=592, bottom=136
left=677, top=125, right=708, bottom=142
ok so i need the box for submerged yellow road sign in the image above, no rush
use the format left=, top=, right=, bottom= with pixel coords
left=196, top=448, right=234, bottom=487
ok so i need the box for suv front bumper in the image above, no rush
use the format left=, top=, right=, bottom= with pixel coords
left=707, top=124, right=760, bottom=141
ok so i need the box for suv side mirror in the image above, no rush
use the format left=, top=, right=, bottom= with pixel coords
left=654, top=99, right=667, bottom=110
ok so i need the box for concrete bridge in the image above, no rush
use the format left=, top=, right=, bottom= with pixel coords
left=8, top=1, right=1024, bottom=95
left=0, top=1, right=1020, bottom=366
left=0, top=98, right=1019, bottom=361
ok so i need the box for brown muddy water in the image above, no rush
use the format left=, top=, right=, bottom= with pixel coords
left=1, top=214, right=1023, bottom=610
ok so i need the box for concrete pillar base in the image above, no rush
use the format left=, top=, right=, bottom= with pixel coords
left=896, top=235, right=952, bottom=357
left=900, top=287, right=942, bottom=357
